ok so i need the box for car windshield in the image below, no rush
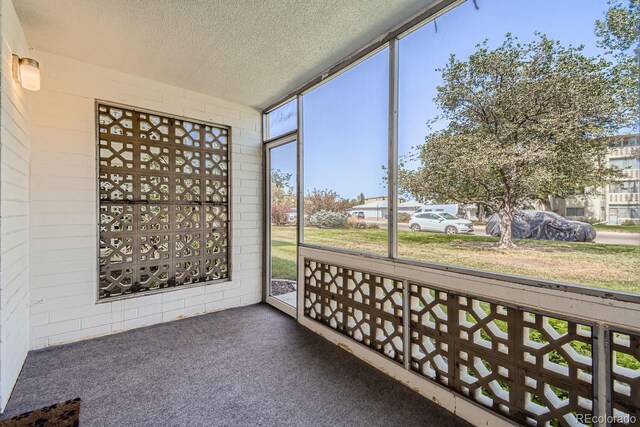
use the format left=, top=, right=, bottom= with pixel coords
left=439, top=213, right=457, bottom=220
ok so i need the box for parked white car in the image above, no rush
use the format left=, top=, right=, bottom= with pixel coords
left=409, top=212, right=474, bottom=234
left=288, top=208, right=297, bottom=222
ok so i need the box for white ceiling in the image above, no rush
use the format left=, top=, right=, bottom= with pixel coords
left=14, top=0, right=437, bottom=109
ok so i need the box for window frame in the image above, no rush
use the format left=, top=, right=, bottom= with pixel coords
left=566, top=207, right=586, bottom=217
left=95, top=100, right=232, bottom=302
left=261, top=0, right=640, bottom=304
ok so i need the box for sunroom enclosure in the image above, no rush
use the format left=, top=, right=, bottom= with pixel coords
left=263, top=0, right=639, bottom=425
left=0, top=0, right=637, bottom=425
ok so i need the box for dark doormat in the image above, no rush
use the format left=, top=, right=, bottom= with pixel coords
left=0, top=398, right=80, bottom=427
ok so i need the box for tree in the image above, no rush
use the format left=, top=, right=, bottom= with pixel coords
left=595, top=0, right=639, bottom=129
left=305, top=188, right=352, bottom=216
left=357, top=193, right=366, bottom=205
left=271, top=169, right=294, bottom=207
left=399, top=35, right=622, bottom=248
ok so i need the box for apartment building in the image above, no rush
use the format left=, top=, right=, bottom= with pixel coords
left=558, top=133, right=640, bottom=224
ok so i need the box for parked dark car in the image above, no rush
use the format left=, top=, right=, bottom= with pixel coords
left=486, top=210, right=596, bottom=242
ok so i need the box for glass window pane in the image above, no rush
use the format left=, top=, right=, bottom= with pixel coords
left=265, top=99, right=297, bottom=139
left=397, top=1, right=640, bottom=294
left=303, top=49, right=389, bottom=255
left=269, top=141, right=297, bottom=307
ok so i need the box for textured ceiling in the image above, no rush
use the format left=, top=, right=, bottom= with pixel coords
left=14, top=0, right=437, bottom=109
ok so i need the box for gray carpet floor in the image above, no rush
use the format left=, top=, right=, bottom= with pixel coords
left=2, top=304, right=468, bottom=427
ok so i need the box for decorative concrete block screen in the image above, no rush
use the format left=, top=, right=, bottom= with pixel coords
left=304, top=260, right=404, bottom=363
left=98, top=103, right=229, bottom=299
left=610, top=330, right=640, bottom=424
left=304, top=258, right=598, bottom=426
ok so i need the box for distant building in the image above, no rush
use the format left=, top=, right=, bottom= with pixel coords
left=352, top=199, right=422, bottom=220
left=363, top=195, right=406, bottom=204
left=552, top=134, right=639, bottom=224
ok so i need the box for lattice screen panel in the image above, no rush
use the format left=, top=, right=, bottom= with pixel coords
left=98, top=103, right=229, bottom=299
left=610, top=330, right=640, bottom=425
left=411, top=282, right=595, bottom=426
left=302, top=257, right=596, bottom=426
left=303, top=259, right=404, bottom=364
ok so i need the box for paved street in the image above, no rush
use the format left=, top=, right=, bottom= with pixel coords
left=363, top=220, right=640, bottom=246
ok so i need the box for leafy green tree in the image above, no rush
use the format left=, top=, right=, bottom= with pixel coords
left=595, top=0, right=639, bottom=129
left=399, top=35, right=622, bottom=248
left=357, top=193, right=366, bottom=205
left=271, top=169, right=294, bottom=207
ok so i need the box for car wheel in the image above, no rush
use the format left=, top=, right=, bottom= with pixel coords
left=410, top=224, right=421, bottom=232
left=445, top=226, right=458, bottom=234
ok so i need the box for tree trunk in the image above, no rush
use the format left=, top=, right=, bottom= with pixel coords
left=498, top=207, right=517, bottom=249
left=478, top=203, right=485, bottom=222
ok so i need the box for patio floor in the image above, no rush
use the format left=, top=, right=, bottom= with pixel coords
left=1, top=304, right=468, bottom=426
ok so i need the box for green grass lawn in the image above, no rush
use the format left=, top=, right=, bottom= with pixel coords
left=592, top=223, right=640, bottom=233
left=271, top=238, right=297, bottom=280
left=270, top=226, right=640, bottom=294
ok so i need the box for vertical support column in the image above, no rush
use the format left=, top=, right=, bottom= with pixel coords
left=263, top=142, right=270, bottom=302
left=388, top=38, right=399, bottom=259
left=596, top=324, right=610, bottom=427
left=296, top=95, right=305, bottom=320
left=403, top=279, right=410, bottom=370
left=297, top=95, right=304, bottom=248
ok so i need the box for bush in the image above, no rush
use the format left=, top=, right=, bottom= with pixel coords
left=271, top=203, right=290, bottom=226
left=398, top=212, right=412, bottom=223
left=347, top=216, right=368, bottom=229
left=367, top=223, right=380, bottom=229
left=305, top=188, right=352, bottom=216
left=309, top=210, right=347, bottom=229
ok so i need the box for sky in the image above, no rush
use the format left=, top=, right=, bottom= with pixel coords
left=269, top=0, right=613, bottom=201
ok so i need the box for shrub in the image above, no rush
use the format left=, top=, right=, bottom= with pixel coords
left=398, top=212, right=412, bottom=223
left=352, top=221, right=369, bottom=229
left=271, top=203, right=290, bottom=226
left=305, top=188, right=352, bottom=216
left=309, top=210, right=347, bottom=229
left=346, top=216, right=377, bottom=230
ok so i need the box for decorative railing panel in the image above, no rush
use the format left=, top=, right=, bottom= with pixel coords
left=610, top=329, right=640, bottom=425
left=304, top=257, right=604, bottom=427
left=304, top=260, right=404, bottom=364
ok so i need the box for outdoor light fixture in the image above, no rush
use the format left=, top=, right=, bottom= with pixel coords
left=12, top=54, right=40, bottom=91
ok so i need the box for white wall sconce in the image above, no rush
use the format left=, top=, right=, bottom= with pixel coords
left=12, top=54, right=40, bottom=91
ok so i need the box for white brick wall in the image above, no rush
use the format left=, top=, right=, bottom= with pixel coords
left=28, top=50, right=263, bottom=349
left=0, top=0, right=31, bottom=410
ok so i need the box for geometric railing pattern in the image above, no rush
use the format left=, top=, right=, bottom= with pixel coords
left=610, top=329, right=640, bottom=425
left=97, top=103, right=229, bottom=299
left=304, top=258, right=599, bottom=426
left=303, top=259, right=404, bottom=364
left=411, top=283, right=595, bottom=426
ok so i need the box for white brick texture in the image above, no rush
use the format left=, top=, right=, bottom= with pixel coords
left=0, top=0, right=31, bottom=410
left=28, top=50, right=263, bottom=349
